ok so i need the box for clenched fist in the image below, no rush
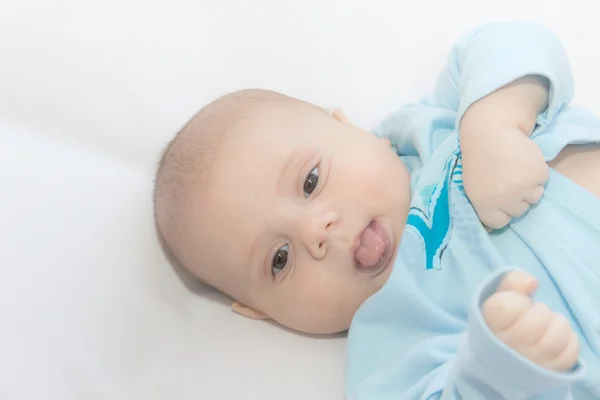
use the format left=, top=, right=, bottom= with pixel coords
left=482, top=271, right=580, bottom=372
left=461, top=126, right=549, bottom=230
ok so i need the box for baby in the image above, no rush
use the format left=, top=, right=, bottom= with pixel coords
left=154, top=22, right=600, bottom=399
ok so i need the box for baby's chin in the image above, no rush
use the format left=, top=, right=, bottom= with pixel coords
left=281, top=288, right=390, bottom=335
left=281, top=315, right=354, bottom=335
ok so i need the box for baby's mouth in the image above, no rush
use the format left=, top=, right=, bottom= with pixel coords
left=354, top=220, right=392, bottom=272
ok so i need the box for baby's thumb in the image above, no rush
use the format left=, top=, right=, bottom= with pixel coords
left=496, top=270, right=538, bottom=296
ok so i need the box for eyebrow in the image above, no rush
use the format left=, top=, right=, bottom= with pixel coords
left=277, top=141, right=314, bottom=191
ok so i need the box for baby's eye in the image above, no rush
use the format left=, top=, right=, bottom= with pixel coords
left=303, top=166, right=319, bottom=198
left=272, top=244, right=289, bottom=275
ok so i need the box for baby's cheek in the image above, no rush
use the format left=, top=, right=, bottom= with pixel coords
left=288, top=269, right=337, bottom=306
left=354, top=166, right=399, bottom=207
left=281, top=270, right=358, bottom=332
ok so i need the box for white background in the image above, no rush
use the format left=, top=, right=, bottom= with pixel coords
left=0, top=1, right=598, bottom=399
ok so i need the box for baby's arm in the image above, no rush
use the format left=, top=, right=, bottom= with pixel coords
left=461, top=75, right=549, bottom=138
left=460, top=76, right=553, bottom=229
left=449, top=22, right=573, bottom=129
left=454, top=23, right=575, bottom=229
left=454, top=23, right=575, bottom=228
left=376, top=22, right=573, bottom=228
left=347, top=269, right=586, bottom=400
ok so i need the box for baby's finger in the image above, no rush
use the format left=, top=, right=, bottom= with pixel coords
left=496, top=270, right=539, bottom=295
left=525, top=185, right=545, bottom=205
left=526, top=154, right=550, bottom=185
left=505, top=201, right=531, bottom=218
left=535, top=313, right=572, bottom=363
left=497, top=302, right=553, bottom=348
left=543, top=330, right=580, bottom=372
left=483, top=291, right=533, bottom=333
left=480, top=209, right=511, bottom=231
left=536, top=163, right=551, bottom=185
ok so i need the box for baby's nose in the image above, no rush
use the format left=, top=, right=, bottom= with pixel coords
left=299, top=211, right=339, bottom=259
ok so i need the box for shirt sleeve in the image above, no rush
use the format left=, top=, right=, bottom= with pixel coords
left=452, top=268, right=587, bottom=399
left=346, top=269, right=587, bottom=400
left=374, top=21, right=574, bottom=171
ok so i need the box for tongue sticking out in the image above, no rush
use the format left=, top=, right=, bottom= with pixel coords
left=355, top=221, right=388, bottom=269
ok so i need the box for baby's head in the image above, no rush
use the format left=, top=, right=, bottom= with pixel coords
left=154, top=89, right=410, bottom=334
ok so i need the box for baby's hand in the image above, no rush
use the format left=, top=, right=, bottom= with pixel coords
left=482, top=271, right=580, bottom=372
left=461, top=126, right=549, bottom=230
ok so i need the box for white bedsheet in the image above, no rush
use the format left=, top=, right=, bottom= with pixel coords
left=1, top=1, right=598, bottom=399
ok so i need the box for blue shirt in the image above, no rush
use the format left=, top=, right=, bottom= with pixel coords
left=346, top=22, right=600, bottom=399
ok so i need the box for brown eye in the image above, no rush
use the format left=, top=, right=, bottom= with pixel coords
left=271, top=245, right=289, bottom=275
left=303, top=166, right=319, bottom=198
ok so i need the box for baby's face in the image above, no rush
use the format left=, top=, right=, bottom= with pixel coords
left=196, top=104, right=410, bottom=333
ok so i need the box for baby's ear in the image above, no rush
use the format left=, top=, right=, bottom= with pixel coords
left=331, top=108, right=350, bottom=124
left=231, top=301, right=270, bottom=320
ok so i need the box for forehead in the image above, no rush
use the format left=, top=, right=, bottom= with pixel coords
left=217, top=110, right=301, bottom=190
left=213, top=104, right=330, bottom=192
